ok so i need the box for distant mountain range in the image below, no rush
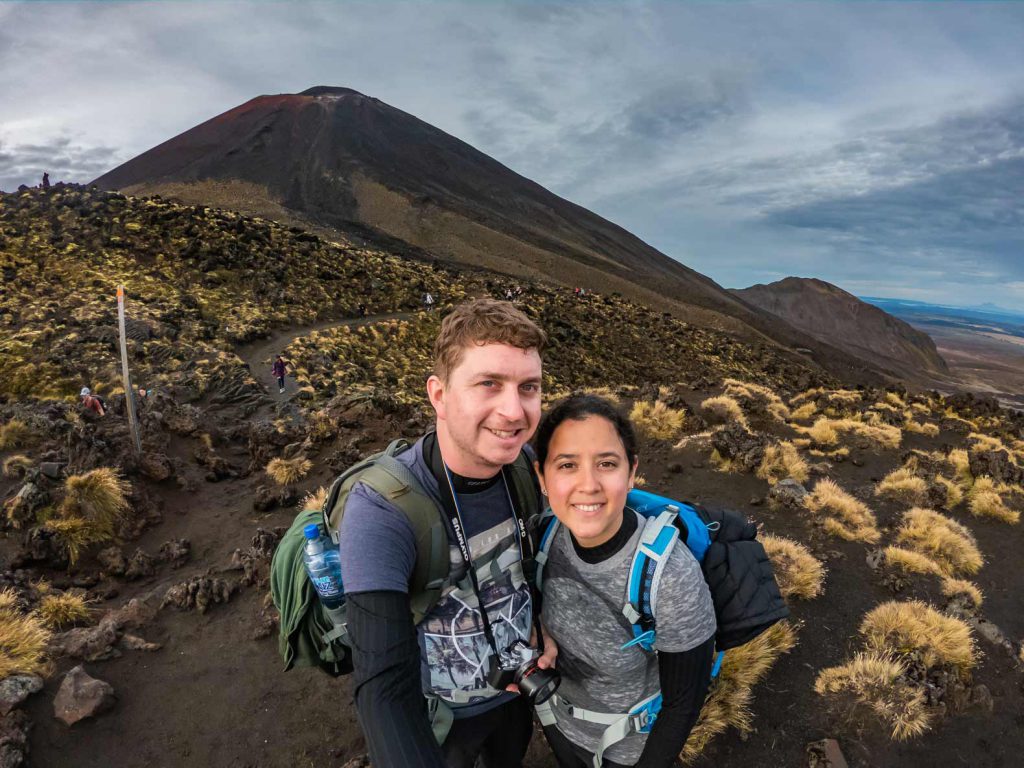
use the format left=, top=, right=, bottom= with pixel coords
left=862, top=297, right=1024, bottom=330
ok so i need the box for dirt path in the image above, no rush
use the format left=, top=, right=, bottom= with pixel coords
left=236, top=311, right=412, bottom=402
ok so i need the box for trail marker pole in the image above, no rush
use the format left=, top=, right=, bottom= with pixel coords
left=117, top=285, right=143, bottom=457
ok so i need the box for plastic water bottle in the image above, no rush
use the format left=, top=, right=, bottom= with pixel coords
left=302, top=523, right=345, bottom=609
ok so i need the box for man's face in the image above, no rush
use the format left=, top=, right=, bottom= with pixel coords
left=427, top=342, right=542, bottom=478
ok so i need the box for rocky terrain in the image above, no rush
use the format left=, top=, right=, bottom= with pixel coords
left=733, top=277, right=949, bottom=382
left=91, top=86, right=885, bottom=384
left=1, top=185, right=1023, bottom=767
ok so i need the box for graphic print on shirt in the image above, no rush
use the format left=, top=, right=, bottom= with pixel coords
left=420, top=517, right=532, bottom=705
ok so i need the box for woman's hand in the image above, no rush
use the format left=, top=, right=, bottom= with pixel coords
left=504, top=622, right=557, bottom=692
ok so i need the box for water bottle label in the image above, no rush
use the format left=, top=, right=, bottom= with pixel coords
left=311, top=574, right=342, bottom=598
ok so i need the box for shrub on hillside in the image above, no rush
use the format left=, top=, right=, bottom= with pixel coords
left=803, top=478, right=880, bottom=543
left=756, top=442, right=809, bottom=485
left=60, top=468, right=132, bottom=537
left=760, top=535, right=825, bottom=600
left=630, top=400, right=687, bottom=441
left=0, top=588, right=52, bottom=679
left=266, top=456, right=312, bottom=486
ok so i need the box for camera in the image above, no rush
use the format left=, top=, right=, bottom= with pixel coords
left=486, top=640, right=561, bottom=705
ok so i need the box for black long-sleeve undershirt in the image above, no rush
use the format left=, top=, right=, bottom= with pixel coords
left=346, top=590, right=447, bottom=768
left=635, top=636, right=715, bottom=768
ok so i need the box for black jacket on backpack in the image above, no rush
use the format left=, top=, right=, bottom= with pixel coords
left=699, top=506, right=789, bottom=650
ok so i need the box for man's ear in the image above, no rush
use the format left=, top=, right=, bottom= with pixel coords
left=426, top=374, right=446, bottom=419
left=533, top=460, right=546, bottom=497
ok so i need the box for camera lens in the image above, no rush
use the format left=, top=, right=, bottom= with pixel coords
left=515, top=663, right=561, bottom=705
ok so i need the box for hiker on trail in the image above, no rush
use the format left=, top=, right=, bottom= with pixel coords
left=338, top=299, right=553, bottom=768
left=80, top=386, right=105, bottom=417
left=424, top=292, right=436, bottom=312
left=531, top=394, right=714, bottom=768
left=505, top=288, right=515, bottom=301
left=272, top=355, right=287, bottom=394
left=41, top=172, right=50, bottom=190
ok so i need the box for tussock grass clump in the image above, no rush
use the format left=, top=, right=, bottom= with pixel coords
left=44, top=517, right=108, bottom=565
left=941, top=578, right=983, bottom=609
left=700, top=396, right=748, bottom=429
left=630, top=400, right=687, bottom=441
left=60, top=467, right=132, bottom=537
left=934, top=476, right=964, bottom=510
left=968, top=476, right=1020, bottom=524
left=903, top=419, right=939, bottom=436
left=0, top=587, right=52, bottom=679
left=895, top=508, right=982, bottom=576
left=722, top=379, right=790, bottom=422
left=789, top=402, right=817, bottom=421
left=875, top=467, right=928, bottom=504
left=803, top=417, right=838, bottom=446
left=709, top=449, right=735, bottom=474
left=2, top=454, right=32, bottom=477
left=37, top=592, right=91, bottom=629
left=815, top=651, right=930, bottom=740
left=266, top=456, right=313, bottom=486
left=0, top=419, right=34, bottom=450
left=885, top=391, right=907, bottom=408
left=682, top=621, right=797, bottom=762
left=761, top=536, right=825, bottom=600
left=947, top=448, right=973, bottom=485
left=861, top=601, right=977, bottom=671
left=808, top=446, right=850, bottom=459
left=883, top=547, right=943, bottom=576
left=967, top=432, right=1017, bottom=461
left=798, top=417, right=902, bottom=450
left=582, top=386, right=621, bottom=404
left=756, top=442, right=809, bottom=485
left=301, top=486, right=329, bottom=512
left=804, top=478, right=880, bottom=543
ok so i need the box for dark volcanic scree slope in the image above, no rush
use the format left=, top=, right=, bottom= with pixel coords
left=92, top=86, right=882, bottom=384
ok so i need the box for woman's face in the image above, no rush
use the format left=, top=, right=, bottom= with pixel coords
left=537, top=415, right=637, bottom=548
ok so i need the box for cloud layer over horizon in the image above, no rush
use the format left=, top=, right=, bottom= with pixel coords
left=2, top=2, right=1022, bottom=307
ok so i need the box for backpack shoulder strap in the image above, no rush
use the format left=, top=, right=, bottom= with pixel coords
left=323, top=438, right=449, bottom=625
left=534, top=512, right=560, bottom=592
left=620, top=509, right=680, bottom=652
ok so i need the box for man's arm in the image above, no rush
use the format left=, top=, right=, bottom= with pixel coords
left=346, top=591, right=447, bottom=768
left=339, top=486, right=445, bottom=767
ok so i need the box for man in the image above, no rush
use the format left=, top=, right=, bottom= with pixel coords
left=80, top=386, right=105, bottom=417
left=272, top=355, right=287, bottom=394
left=339, top=299, right=554, bottom=768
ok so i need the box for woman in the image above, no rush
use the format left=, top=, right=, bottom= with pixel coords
left=532, top=394, right=716, bottom=768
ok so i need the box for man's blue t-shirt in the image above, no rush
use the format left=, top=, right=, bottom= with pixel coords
left=338, top=437, right=533, bottom=718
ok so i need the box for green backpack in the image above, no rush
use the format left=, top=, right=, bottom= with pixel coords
left=269, top=438, right=541, bottom=677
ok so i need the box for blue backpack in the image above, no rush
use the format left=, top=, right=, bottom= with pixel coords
left=533, top=489, right=723, bottom=767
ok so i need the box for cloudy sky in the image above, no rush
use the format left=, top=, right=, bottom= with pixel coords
left=2, top=2, right=1023, bottom=307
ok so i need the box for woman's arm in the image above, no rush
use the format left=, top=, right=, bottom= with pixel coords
left=635, top=635, right=715, bottom=768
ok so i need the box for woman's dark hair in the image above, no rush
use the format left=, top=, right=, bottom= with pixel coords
left=533, top=394, right=638, bottom=473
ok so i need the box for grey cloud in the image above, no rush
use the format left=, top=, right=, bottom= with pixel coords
left=0, top=137, right=121, bottom=192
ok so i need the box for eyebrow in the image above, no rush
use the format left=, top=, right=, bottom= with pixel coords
left=551, top=451, right=622, bottom=461
left=475, top=372, right=542, bottom=384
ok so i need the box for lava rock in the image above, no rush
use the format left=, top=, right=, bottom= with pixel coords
left=157, top=539, right=191, bottom=568
left=0, top=676, right=43, bottom=716
left=53, top=666, right=116, bottom=726
left=769, top=478, right=807, bottom=508
left=124, top=549, right=156, bottom=581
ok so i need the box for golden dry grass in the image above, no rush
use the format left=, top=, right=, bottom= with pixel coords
left=804, top=478, right=881, bottom=543
left=803, top=417, right=838, bottom=445
left=967, top=476, right=1020, bottom=524
left=815, top=651, right=931, bottom=740
left=709, top=449, right=735, bottom=474
left=301, top=486, right=329, bottom=512
left=967, top=432, right=1015, bottom=459
left=44, top=517, right=109, bottom=565
left=798, top=417, right=902, bottom=450
left=722, top=379, right=790, bottom=422
left=60, top=467, right=132, bottom=537
left=941, top=578, right=983, bottom=609
left=0, top=419, right=34, bottom=450
left=895, top=508, right=982, bottom=576
left=2, top=454, right=32, bottom=477
left=790, top=387, right=825, bottom=406
left=934, top=476, right=964, bottom=509
left=761, top=535, right=825, bottom=600
left=947, top=449, right=973, bottom=490
left=875, top=467, right=928, bottom=504
left=36, top=592, right=91, bottom=629
left=885, top=392, right=907, bottom=408
left=861, top=601, right=977, bottom=671
left=808, top=446, right=850, bottom=460
left=700, top=396, right=748, bottom=429
left=789, top=402, right=818, bottom=421
left=903, top=419, right=940, bottom=437
left=266, top=456, right=313, bottom=486
left=682, top=621, right=797, bottom=762
left=0, top=587, right=52, bottom=679
left=756, top=441, right=809, bottom=485
left=883, top=547, right=943, bottom=576
left=630, top=400, right=687, bottom=440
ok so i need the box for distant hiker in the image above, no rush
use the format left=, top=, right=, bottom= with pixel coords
left=358, top=303, right=367, bottom=318
left=136, top=387, right=149, bottom=409
left=272, top=356, right=287, bottom=394
left=41, top=172, right=50, bottom=190
left=80, top=386, right=105, bottom=417
left=337, top=299, right=552, bottom=768
left=505, top=288, right=515, bottom=301
left=423, top=291, right=435, bottom=312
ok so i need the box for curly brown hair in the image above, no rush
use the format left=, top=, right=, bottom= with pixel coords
left=433, top=299, right=547, bottom=382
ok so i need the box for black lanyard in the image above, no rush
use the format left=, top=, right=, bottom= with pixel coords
left=427, top=433, right=535, bottom=658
